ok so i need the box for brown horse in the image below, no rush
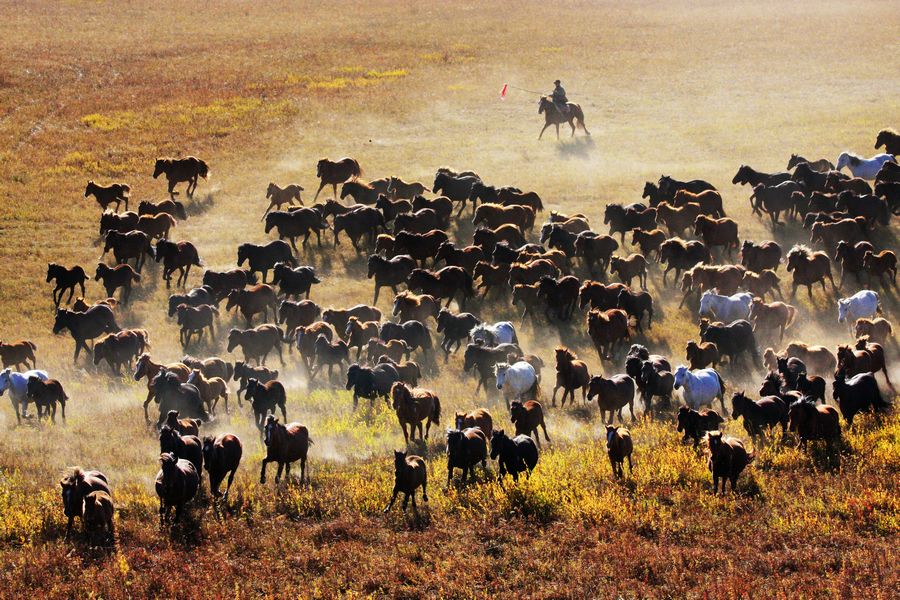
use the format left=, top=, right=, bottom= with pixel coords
left=685, top=340, right=719, bottom=370
left=228, top=325, right=284, bottom=366
left=706, top=431, right=752, bottom=495
left=788, top=399, right=840, bottom=452
left=454, top=408, right=493, bottom=440
left=694, top=215, right=739, bottom=258
left=153, top=156, right=209, bottom=199
left=53, top=306, right=120, bottom=362
left=136, top=212, right=177, bottom=240
left=783, top=342, right=837, bottom=376
left=0, top=340, right=37, bottom=371
left=510, top=400, right=551, bottom=448
left=391, top=382, right=441, bottom=444
left=656, top=201, right=702, bottom=237
left=138, top=199, right=187, bottom=220
left=25, top=377, right=68, bottom=424
left=610, top=254, right=648, bottom=289
left=154, top=240, right=202, bottom=288
left=314, top=157, right=362, bottom=200
left=606, top=425, right=633, bottom=478
left=673, top=189, right=726, bottom=218
left=786, top=245, right=835, bottom=298
left=552, top=346, right=590, bottom=407
left=186, top=369, right=229, bottom=414
left=93, top=329, right=147, bottom=375
left=103, top=230, right=153, bottom=272
left=837, top=339, right=893, bottom=389
left=94, top=263, right=141, bottom=304
left=472, top=203, right=536, bottom=233
left=587, top=308, right=631, bottom=360
left=226, top=285, right=278, bottom=326
left=82, top=490, right=115, bottom=546
left=854, top=317, right=893, bottom=345
left=741, top=270, right=783, bottom=300
left=202, top=433, right=243, bottom=504
left=155, top=452, right=200, bottom=524
left=260, top=415, right=311, bottom=484
left=537, top=96, right=589, bottom=139
left=60, top=467, right=111, bottom=539
left=384, top=450, right=428, bottom=516
left=263, top=183, right=304, bottom=218
left=47, top=263, right=88, bottom=307
left=133, top=353, right=191, bottom=421
left=85, top=180, right=131, bottom=212
left=587, top=374, right=636, bottom=424
left=748, top=298, right=797, bottom=341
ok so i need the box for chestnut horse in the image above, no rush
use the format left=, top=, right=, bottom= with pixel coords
left=537, top=96, right=590, bottom=140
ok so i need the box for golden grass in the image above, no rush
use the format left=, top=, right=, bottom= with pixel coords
left=0, top=0, right=898, bottom=596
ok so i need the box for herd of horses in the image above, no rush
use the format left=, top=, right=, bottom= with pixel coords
left=6, top=128, right=900, bottom=538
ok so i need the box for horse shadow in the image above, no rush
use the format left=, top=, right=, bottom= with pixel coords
left=555, top=137, right=595, bottom=160
left=185, top=193, right=215, bottom=218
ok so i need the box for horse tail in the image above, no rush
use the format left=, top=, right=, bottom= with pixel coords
left=431, top=395, right=441, bottom=426
left=527, top=376, right=541, bottom=401
left=197, top=159, right=210, bottom=179
left=350, top=158, right=363, bottom=180
left=26, top=341, right=37, bottom=351
left=715, top=371, right=726, bottom=399
left=573, top=104, right=589, bottom=134
left=785, top=305, right=798, bottom=329
left=121, top=184, right=131, bottom=196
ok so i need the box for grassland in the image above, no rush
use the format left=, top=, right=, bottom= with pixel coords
left=0, top=0, right=898, bottom=597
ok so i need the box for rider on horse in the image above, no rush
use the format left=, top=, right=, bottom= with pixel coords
left=551, top=80, right=569, bottom=115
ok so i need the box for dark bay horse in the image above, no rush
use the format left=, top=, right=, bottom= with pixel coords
left=538, top=97, right=590, bottom=140
left=153, top=156, right=209, bottom=199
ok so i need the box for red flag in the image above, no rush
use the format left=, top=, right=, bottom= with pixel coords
left=500, top=83, right=508, bottom=100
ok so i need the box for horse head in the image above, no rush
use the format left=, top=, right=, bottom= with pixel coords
left=152, top=159, right=166, bottom=179
left=494, top=363, right=509, bottom=389
left=263, top=413, right=279, bottom=446
left=673, top=365, right=689, bottom=389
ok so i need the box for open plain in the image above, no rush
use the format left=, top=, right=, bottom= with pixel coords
left=0, top=0, right=898, bottom=597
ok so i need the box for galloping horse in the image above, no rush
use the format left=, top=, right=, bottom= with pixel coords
left=538, top=97, right=590, bottom=140
left=835, top=152, right=895, bottom=180
left=153, top=156, right=209, bottom=199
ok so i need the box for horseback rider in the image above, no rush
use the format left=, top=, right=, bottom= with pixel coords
left=551, top=80, right=569, bottom=115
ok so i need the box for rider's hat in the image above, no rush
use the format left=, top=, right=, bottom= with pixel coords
left=553, top=79, right=561, bottom=85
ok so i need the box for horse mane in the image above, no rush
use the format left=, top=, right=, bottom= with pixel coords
left=61, top=467, right=85, bottom=485
left=878, top=128, right=897, bottom=137
left=787, top=244, right=811, bottom=259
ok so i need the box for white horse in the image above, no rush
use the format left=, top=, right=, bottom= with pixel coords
left=0, top=367, right=49, bottom=423
left=698, top=290, right=753, bottom=323
left=495, top=361, right=538, bottom=409
left=673, top=365, right=725, bottom=412
left=835, top=152, right=896, bottom=180
left=471, top=321, right=518, bottom=346
left=838, top=290, right=880, bottom=333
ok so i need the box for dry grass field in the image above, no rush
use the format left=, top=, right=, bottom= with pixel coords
left=0, top=0, right=898, bottom=597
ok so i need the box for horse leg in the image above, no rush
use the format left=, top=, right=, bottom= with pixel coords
left=143, top=391, right=154, bottom=424
left=168, top=179, right=177, bottom=200
left=538, top=123, right=551, bottom=140
left=313, top=181, right=326, bottom=202
left=11, top=396, right=20, bottom=425
left=570, top=119, right=576, bottom=137
left=383, top=487, right=399, bottom=512
left=555, top=123, right=560, bottom=140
